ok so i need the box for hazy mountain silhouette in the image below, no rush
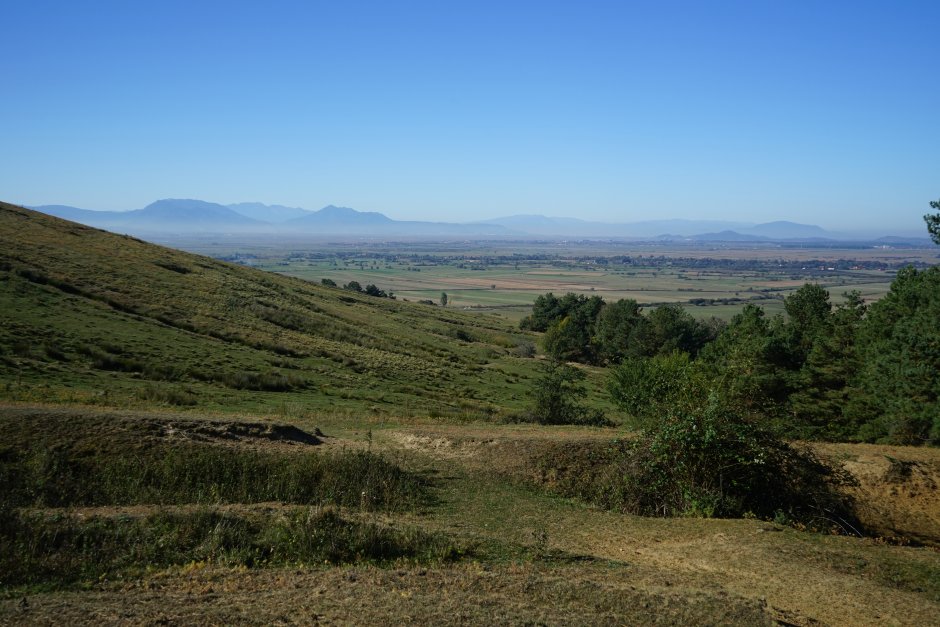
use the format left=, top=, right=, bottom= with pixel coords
left=687, top=230, right=770, bottom=242
left=134, top=199, right=263, bottom=229
left=28, top=201, right=906, bottom=241
left=480, top=215, right=755, bottom=238
left=286, top=205, right=394, bottom=228
left=741, top=221, right=833, bottom=239
left=32, top=199, right=264, bottom=233
left=228, top=202, right=312, bottom=222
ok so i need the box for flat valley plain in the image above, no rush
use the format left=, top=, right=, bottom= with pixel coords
left=165, top=235, right=940, bottom=322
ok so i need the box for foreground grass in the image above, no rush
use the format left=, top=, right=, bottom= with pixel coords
left=0, top=407, right=468, bottom=589
left=0, top=409, right=426, bottom=511
left=2, top=445, right=425, bottom=511
left=1, top=407, right=939, bottom=624
left=377, top=424, right=940, bottom=625
left=0, top=507, right=465, bottom=588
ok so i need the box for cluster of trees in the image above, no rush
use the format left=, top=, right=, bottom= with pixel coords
left=520, top=292, right=720, bottom=365
left=601, top=272, right=940, bottom=444
left=524, top=204, right=940, bottom=445
left=321, top=278, right=394, bottom=299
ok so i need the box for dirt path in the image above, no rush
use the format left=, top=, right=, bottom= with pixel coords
left=2, top=423, right=938, bottom=626
left=385, top=428, right=940, bottom=627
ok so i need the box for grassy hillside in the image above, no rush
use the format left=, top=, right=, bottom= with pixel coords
left=0, top=202, right=606, bottom=418
left=3, top=201, right=940, bottom=624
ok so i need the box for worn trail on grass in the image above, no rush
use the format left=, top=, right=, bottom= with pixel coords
left=3, top=408, right=938, bottom=625
left=386, top=426, right=940, bottom=626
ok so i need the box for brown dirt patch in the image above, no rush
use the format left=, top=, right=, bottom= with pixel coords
left=810, top=443, right=940, bottom=545
left=0, top=564, right=775, bottom=626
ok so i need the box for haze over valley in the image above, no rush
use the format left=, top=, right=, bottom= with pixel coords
left=3, top=1, right=940, bottom=624
left=29, top=199, right=932, bottom=242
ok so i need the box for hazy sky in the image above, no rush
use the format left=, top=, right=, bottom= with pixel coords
left=3, top=1, right=938, bottom=232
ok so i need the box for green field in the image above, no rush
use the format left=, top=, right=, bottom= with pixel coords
left=215, top=243, right=925, bottom=322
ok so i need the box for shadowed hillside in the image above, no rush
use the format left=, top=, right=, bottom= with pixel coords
left=0, top=202, right=563, bottom=417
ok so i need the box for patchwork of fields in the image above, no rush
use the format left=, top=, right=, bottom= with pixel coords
left=162, top=237, right=939, bottom=321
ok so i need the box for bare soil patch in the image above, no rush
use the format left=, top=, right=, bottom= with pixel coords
left=0, top=564, right=775, bottom=626
left=810, top=443, right=940, bottom=546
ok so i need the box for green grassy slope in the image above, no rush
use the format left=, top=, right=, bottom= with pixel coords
left=0, top=202, right=594, bottom=417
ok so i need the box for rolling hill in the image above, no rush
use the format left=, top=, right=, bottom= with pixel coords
left=0, top=201, right=557, bottom=417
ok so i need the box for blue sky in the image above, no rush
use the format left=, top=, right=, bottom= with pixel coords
left=2, top=1, right=938, bottom=233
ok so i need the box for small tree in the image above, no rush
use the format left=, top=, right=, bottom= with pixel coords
left=440, top=292, right=448, bottom=307
left=321, top=278, right=337, bottom=287
left=608, top=352, right=701, bottom=427
left=924, top=198, right=940, bottom=245
left=364, top=284, right=387, bottom=297
left=344, top=280, right=362, bottom=292
left=531, top=358, right=606, bottom=425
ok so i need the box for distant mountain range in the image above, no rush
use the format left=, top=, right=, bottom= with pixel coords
left=25, top=200, right=932, bottom=243
left=30, top=200, right=514, bottom=238
left=475, top=215, right=838, bottom=240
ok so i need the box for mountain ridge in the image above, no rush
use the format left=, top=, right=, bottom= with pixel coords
left=26, top=201, right=927, bottom=242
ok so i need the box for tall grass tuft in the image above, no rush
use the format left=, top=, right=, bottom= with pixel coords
left=0, top=506, right=465, bottom=586
left=4, top=445, right=426, bottom=511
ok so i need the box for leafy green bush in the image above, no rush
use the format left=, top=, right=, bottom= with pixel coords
left=531, top=394, right=859, bottom=531
left=607, top=351, right=702, bottom=427
left=621, top=395, right=858, bottom=527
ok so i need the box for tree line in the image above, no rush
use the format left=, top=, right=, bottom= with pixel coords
left=522, top=204, right=940, bottom=445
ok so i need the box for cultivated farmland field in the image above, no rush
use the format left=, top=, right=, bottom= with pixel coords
left=164, top=236, right=939, bottom=322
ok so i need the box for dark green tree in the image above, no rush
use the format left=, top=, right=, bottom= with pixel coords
left=627, top=303, right=715, bottom=358
left=924, top=198, right=940, bottom=244
left=782, top=283, right=832, bottom=363
left=440, top=292, right=448, bottom=307
left=343, top=280, right=362, bottom=292
left=851, top=266, right=940, bottom=444
left=364, top=284, right=387, bottom=297
left=520, top=292, right=604, bottom=334
left=789, top=292, right=867, bottom=440
left=698, top=304, right=791, bottom=416
left=520, top=293, right=562, bottom=331
left=593, top=298, right=644, bottom=364
left=530, top=358, right=606, bottom=425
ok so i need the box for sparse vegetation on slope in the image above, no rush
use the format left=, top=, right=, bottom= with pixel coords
left=0, top=202, right=611, bottom=418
